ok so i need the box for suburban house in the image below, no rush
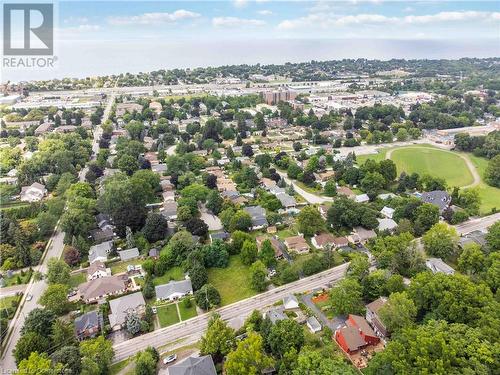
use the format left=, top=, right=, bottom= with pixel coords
left=380, top=206, right=395, bottom=219
left=365, top=297, right=389, bottom=339
left=244, top=206, right=269, bottom=230
left=337, top=186, right=356, bottom=199
left=161, top=201, right=178, bottom=221
left=167, top=355, right=217, bottom=375
left=283, top=294, right=299, bottom=310
left=306, top=316, right=322, bottom=334
left=88, top=240, right=113, bottom=264
left=335, top=314, right=380, bottom=354
left=312, top=233, right=336, bottom=249
left=425, top=258, right=455, bottom=275
left=108, top=292, right=146, bottom=331
left=459, top=230, right=487, bottom=249
left=74, top=311, right=101, bottom=340
left=377, top=218, right=398, bottom=233
left=355, top=194, right=370, bottom=203
left=20, top=182, right=47, bottom=202
left=420, top=190, right=451, bottom=213
left=209, top=231, right=229, bottom=243
left=276, top=193, right=297, bottom=212
left=284, top=235, right=309, bottom=254
left=162, top=191, right=175, bottom=202
left=332, top=236, right=349, bottom=249
left=78, top=275, right=127, bottom=304
left=86, top=261, right=111, bottom=281
left=261, top=177, right=277, bottom=190
left=155, top=279, right=193, bottom=302
left=118, top=248, right=140, bottom=262
left=256, top=236, right=285, bottom=259
left=265, top=308, right=287, bottom=324
left=151, top=163, right=168, bottom=175
left=352, top=227, right=377, bottom=244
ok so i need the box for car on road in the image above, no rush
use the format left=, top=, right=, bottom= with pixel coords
left=152, top=306, right=157, bottom=314
left=163, top=354, right=177, bottom=364
left=26, top=294, right=33, bottom=301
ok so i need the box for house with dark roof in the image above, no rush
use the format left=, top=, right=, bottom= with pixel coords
left=366, top=297, right=389, bottom=338
left=118, top=248, right=140, bottom=262
left=244, top=206, right=268, bottom=230
left=74, top=311, right=101, bottom=340
left=168, top=355, right=217, bottom=375
left=209, top=231, right=229, bottom=243
left=335, top=314, right=380, bottom=354
left=420, top=190, right=451, bottom=213
left=155, top=279, right=193, bottom=302
left=88, top=240, right=113, bottom=264
left=265, top=308, right=287, bottom=324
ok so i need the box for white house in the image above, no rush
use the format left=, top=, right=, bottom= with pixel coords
left=380, top=206, right=395, bottom=219
left=377, top=218, right=398, bottom=233
left=155, top=279, right=193, bottom=302
left=20, top=182, right=47, bottom=202
left=86, top=261, right=111, bottom=281
left=306, top=316, right=322, bottom=333
left=425, top=258, right=455, bottom=275
left=355, top=194, right=370, bottom=203
left=283, top=294, right=299, bottom=310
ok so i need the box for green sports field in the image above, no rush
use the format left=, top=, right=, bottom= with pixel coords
left=359, top=145, right=474, bottom=187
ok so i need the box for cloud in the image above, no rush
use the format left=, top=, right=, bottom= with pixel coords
left=233, top=0, right=248, bottom=8
left=212, top=17, right=266, bottom=28
left=278, top=10, right=499, bottom=30
left=258, top=10, right=272, bottom=16
left=108, top=10, right=200, bottom=26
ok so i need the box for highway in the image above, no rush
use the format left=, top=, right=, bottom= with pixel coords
left=112, top=262, right=349, bottom=362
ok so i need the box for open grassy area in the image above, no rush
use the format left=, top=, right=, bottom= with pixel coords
left=0, top=295, right=20, bottom=310
left=157, top=304, right=180, bottom=328
left=358, top=145, right=474, bottom=187
left=178, top=299, right=197, bottom=321
left=68, top=272, right=86, bottom=288
left=109, top=358, right=130, bottom=375
left=2, top=270, right=32, bottom=287
left=109, top=259, right=143, bottom=275
left=153, top=266, right=184, bottom=286
left=465, top=154, right=500, bottom=214
left=208, top=255, right=256, bottom=306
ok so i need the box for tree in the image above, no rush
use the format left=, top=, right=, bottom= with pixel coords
left=413, top=203, right=439, bottom=235
left=323, top=179, right=337, bottom=197
left=117, top=154, right=140, bottom=175
left=258, top=240, right=276, bottom=268
left=250, top=260, right=267, bottom=292
left=230, top=231, right=253, bottom=254
left=51, top=346, right=82, bottom=375
left=458, top=188, right=481, bottom=215
left=14, top=332, right=50, bottom=364
left=329, top=278, right=364, bottom=316
left=297, top=206, right=325, bottom=237
left=40, top=284, right=71, bottom=315
left=126, top=313, right=142, bottom=335
left=21, top=308, right=56, bottom=335
left=241, top=240, right=258, bottom=266
left=366, top=321, right=497, bottom=375
left=135, top=350, right=156, bottom=375
left=18, top=352, right=63, bottom=375
left=485, top=154, right=500, bottom=187
left=141, top=213, right=168, bottom=242
left=268, top=319, right=305, bottom=357
left=166, top=230, right=196, bottom=265
left=194, top=284, right=221, bottom=310
left=486, top=221, right=500, bottom=251
left=422, top=222, right=458, bottom=259
left=458, top=243, right=485, bottom=276
left=203, top=240, right=229, bottom=268
left=361, top=171, right=385, bottom=196
left=206, top=190, right=223, bottom=215
left=200, top=314, right=236, bottom=363
left=46, top=258, right=71, bottom=285
left=379, top=159, right=397, bottom=183
left=348, top=253, right=370, bottom=280
left=188, top=262, right=208, bottom=291
left=229, top=210, right=252, bottom=232
left=293, top=349, right=357, bottom=375
left=378, top=292, right=416, bottom=334
left=79, top=336, right=114, bottom=375
left=185, top=217, right=209, bottom=237
left=63, top=246, right=81, bottom=266
left=51, top=319, right=78, bottom=348
left=242, top=143, right=254, bottom=157
left=224, top=332, right=274, bottom=375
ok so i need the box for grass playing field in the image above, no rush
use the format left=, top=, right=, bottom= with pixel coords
left=465, top=154, right=500, bottom=214
left=358, top=145, right=474, bottom=187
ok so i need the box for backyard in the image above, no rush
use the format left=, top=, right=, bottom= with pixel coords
left=207, top=255, right=256, bottom=306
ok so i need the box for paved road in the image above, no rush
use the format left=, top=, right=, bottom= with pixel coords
left=0, top=284, right=26, bottom=298
left=277, top=170, right=333, bottom=204
left=0, top=229, right=64, bottom=371
left=385, top=146, right=481, bottom=189
left=454, top=213, right=500, bottom=235
left=112, top=262, right=349, bottom=362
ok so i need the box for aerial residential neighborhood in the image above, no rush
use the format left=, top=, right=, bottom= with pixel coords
left=0, top=1, right=499, bottom=375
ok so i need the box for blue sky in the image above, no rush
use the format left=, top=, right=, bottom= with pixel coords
left=3, top=1, right=499, bottom=81
left=58, top=1, right=499, bottom=40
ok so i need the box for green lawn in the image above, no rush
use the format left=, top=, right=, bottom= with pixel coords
left=208, top=255, right=256, bottom=306
left=153, top=266, right=184, bottom=286
left=157, top=304, right=180, bottom=327
left=0, top=295, right=20, bottom=310
left=68, top=273, right=86, bottom=288
left=358, top=145, right=474, bottom=187
left=465, top=154, right=500, bottom=214
left=178, top=299, right=197, bottom=321
left=2, top=271, right=32, bottom=287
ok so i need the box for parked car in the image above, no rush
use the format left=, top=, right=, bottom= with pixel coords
left=152, top=306, right=157, bottom=314
left=163, top=354, right=177, bottom=364
left=26, top=294, right=33, bottom=301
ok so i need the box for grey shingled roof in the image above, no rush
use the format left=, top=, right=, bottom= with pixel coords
left=155, top=279, right=193, bottom=300
left=168, top=355, right=216, bottom=375
left=118, top=248, right=140, bottom=261
left=75, top=311, right=99, bottom=333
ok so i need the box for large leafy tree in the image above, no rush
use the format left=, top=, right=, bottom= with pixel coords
left=194, top=284, right=221, bottom=310
left=51, top=346, right=82, bottom=375
left=224, top=332, right=274, bottom=375
left=202, top=240, right=229, bottom=268
left=200, top=314, right=236, bottom=363
left=258, top=240, right=276, bottom=268
left=46, top=258, right=71, bottom=285
left=297, top=206, right=325, bottom=237
left=14, top=331, right=50, bottom=364
left=378, top=292, right=416, bottom=334
left=241, top=240, right=258, bottom=266
left=250, top=260, right=268, bottom=292
left=141, top=213, right=168, bottom=243
left=329, top=278, right=364, bottom=316
left=18, top=352, right=63, bottom=375
left=21, top=308, right=56, bottom=336
left=292, top=349, right=357, bottom=375
left=268, top=319, right=305, bottom=357
left=40, top=284, right=71, bottom=315
left=422, top=222, right=458, bottom=259
left=79, top=336, right=114, bottom=375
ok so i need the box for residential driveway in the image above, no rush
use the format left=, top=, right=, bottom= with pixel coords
left=158, top=349, right=199, bottom=375
left=301, top=293, right=344, bottom=331
left=200, top=211, right=223, bottom=231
